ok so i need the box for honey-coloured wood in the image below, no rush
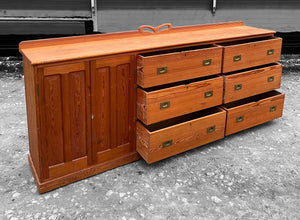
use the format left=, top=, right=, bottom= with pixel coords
left=221, top=37, right=282, bottom=73
left=137, top=76, right=223, bottom=125
left=91, top=56, right=136, bottom=164
left=223, top=63, right=282, bottom=103
left=223, top=90, right=284, bottom=136
left=19, top=21, right=284, bottom=193
left=23, top=56, right=42, bottom=179
left=137, top=107, right=226, bottom=164
left=28, top=152, right=141, bottom=193
left=19, top=21, right=276, bottom=65
left=37, top=61, right=91, bottom=179
left=137, top=45, right=222, bottom=88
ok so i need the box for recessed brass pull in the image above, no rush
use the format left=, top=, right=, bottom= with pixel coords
left=205, top=90, right=213, bottom=98
left=157, top=66, right=168, bottom=75
left=267, top=76, right=274, bottom=82
left=160, top=101, right=170, bottom=110
left=234, top=84, right=242, bottom=91
left=162, top=139, right=173, bottom=148
left=236, top=116, right=244, bottom=123
left=270, top=106, right=277, bottom=112
left=203, top=59, right=212, bottom=66
left=233, top=55, right=241, bottom=62
left=267, top=49, right=274, bottom=55
left=207, top=125, right=216, bottom=134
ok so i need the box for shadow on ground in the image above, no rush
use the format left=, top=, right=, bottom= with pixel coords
left=0, top=55, right=299, bottom=219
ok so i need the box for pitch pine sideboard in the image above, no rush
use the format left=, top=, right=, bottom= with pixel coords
left=19, top=21, right=284, bottom=193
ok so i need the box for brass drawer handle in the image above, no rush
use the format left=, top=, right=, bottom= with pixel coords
left=233, top=55, right=241, bottom=62
left=203, top=59, right=212, bottom=66
left=236, top=116, right=244, bottom=123
left=267, top=76, right=274, bottom=82
left=267, top=49, right=274, bottom=55
left=205, top=90, right=213, bottom=98
left=157, top=66, right=168, bottom=75
left=162, top=139, right=173, bottom=148
left=270, top=106, right=277, bottom=112
left=207, top=125, right=216, bottom=134
left=160, top=101, right=170, bottom=109
left=234, top=84, right=242, bottom=91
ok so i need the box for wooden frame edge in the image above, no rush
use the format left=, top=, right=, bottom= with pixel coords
left=29, top=152, right=141, bottom=194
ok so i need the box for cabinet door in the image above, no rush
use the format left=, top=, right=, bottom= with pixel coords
left=91, top=56, right=136, bottom=164
left=38, top=62, right=91, bottom=179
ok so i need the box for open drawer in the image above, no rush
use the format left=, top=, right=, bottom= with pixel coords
left=136, top=107, right=226, bottom=164
left=220, top=37, right=282, bottom=73
left=137, top=44, right=223, bottom=88
left=223, top=63, right=282, bottom=103
left=137, top=76, right=223, bottom=125
left=223, top=90, right=284, bottom=136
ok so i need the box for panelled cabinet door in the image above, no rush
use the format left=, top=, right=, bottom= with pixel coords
left=91, top=56, right=136, bottom=164
left=37, top=62, right=91, bottom=179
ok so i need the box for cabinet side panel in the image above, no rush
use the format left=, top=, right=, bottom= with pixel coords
left=43, top=75, right=65, bottom=166
left=23, top=57, right=42, bottom=179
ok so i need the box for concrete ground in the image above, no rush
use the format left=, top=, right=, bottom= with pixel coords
left=0, top=55, right=299, bottom=219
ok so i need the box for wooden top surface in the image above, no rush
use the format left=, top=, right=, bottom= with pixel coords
left=19, top=21, right=275, bottom=65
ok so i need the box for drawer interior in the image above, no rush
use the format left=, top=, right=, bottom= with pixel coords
left=217, top=36, right=276, bottom=47
left=143, top=107, right=223, bottom=132
left=139, top=44, right=219, bottom=57
left=223, top=90, right=282, bottom=109
left=223, top=62, right=280, bottom=76
left=141, top=74, right=221, bottom=92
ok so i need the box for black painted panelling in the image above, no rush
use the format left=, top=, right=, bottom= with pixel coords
left=99, top=0, right=300, bottom=9
left=99, top=0, right=210, bottom=9
left=218, top=0, right=300, bottom=9
left=0, top=0, right=89, bottom=10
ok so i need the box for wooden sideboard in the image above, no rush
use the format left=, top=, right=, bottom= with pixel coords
left=19, top=21, right=284, bottom=193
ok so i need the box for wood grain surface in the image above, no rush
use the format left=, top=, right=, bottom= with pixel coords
left=222, top=37, right=282, bottom=73
left=223, top=63, right=282, bottom=103
left=137, top=76, right=223, bottom=125
left=136, top=107, right=226, bottom=163
left=224, top=91, right=284, bottom=136
left=19, top=22, right=276, bottom=65
left=91, top=56, right=136, bottom=164
left=38, top=61, right=91, bottom=179
left=137, top=45, right=222, bottom=88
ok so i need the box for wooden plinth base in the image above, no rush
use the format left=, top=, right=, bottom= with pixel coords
left=28, top=152, right=141, bottom=193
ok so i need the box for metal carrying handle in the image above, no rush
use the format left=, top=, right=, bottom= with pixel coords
left=139, top=23, right=173, bottom=34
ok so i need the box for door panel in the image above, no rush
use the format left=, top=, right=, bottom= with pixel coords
left=38, top=62, right=91, bottom=179
left=91, top=56, right=135, bottom=164
left=43, top=75, right=64, bottom=166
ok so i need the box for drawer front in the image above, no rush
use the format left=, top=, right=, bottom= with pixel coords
left=137, top=46, right=222, bottom=88
left=137, top=76, right=223, bottom=125
left=222, top=37, right=282, bottom=73
left=224, top=63, right=282, bottom=103
left=224, top=91, right=284, bottom=136
left=136, top=108, right=226, bottom=164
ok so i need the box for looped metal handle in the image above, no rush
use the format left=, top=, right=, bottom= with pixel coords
left=138, top=23, right=173, bottom=34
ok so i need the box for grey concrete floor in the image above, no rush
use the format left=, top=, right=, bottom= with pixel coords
left=0, top=55, right=299, bottom=219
